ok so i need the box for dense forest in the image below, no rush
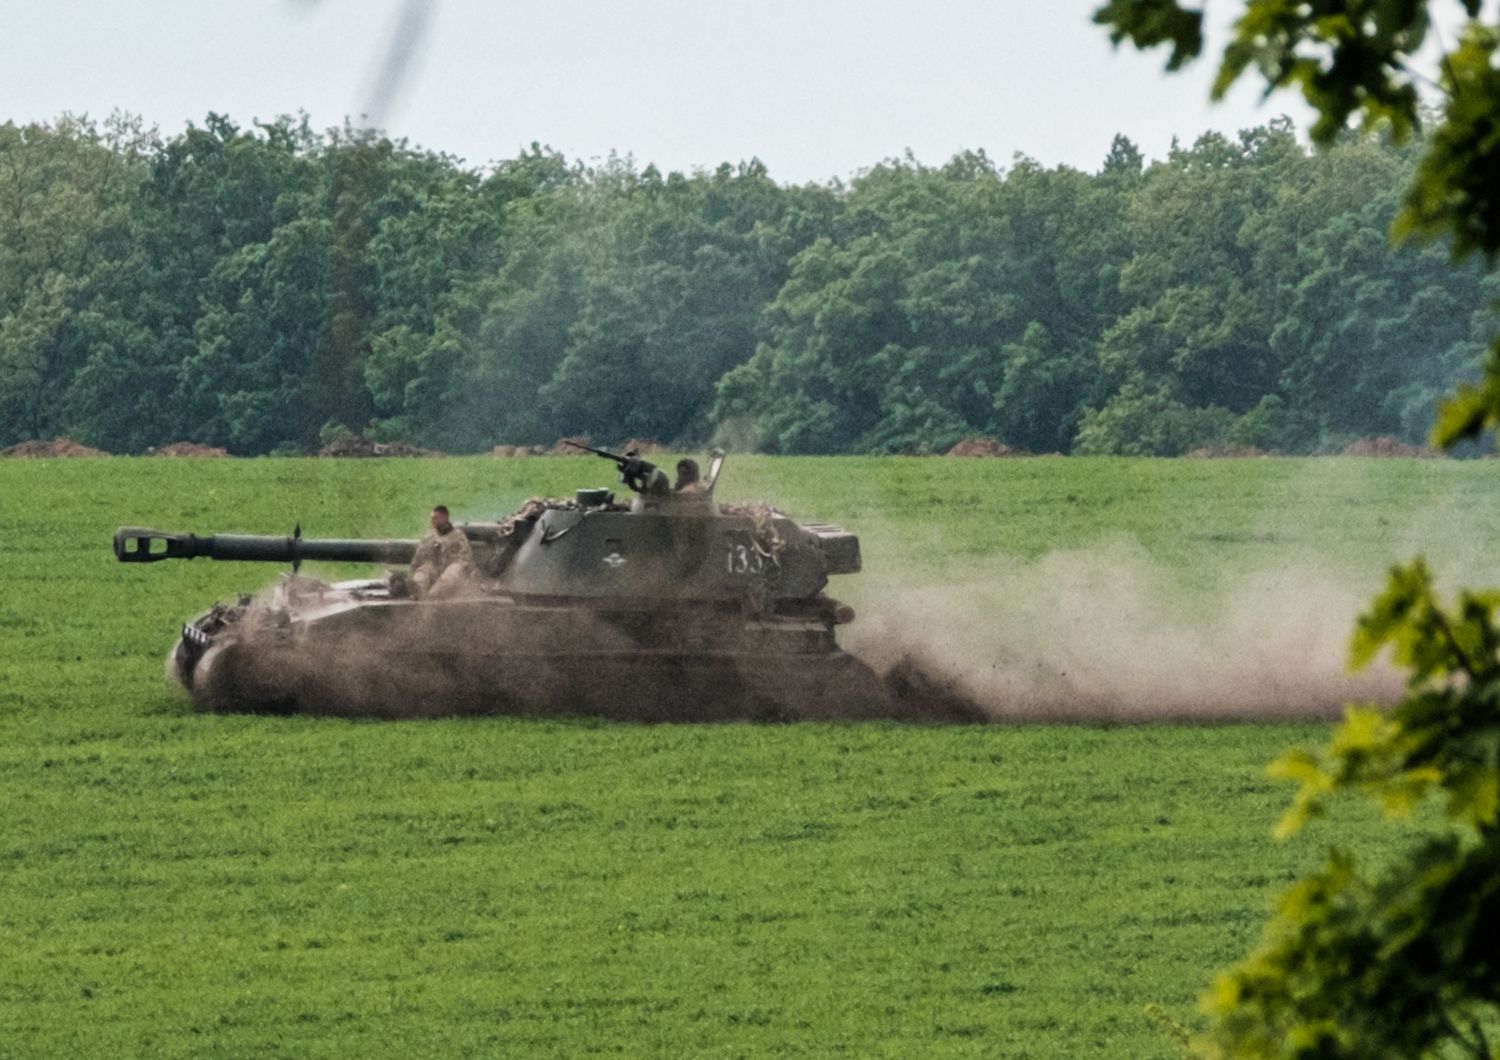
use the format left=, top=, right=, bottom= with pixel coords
left=0, top=112, right=1492, bottom=455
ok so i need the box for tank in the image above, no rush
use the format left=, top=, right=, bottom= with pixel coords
left=113, top=447, right=930, bottom=721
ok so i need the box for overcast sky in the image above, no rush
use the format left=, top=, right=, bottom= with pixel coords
left=3, top=0, right=1315, bottom=181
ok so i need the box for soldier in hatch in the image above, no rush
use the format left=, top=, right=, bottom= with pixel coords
left=409, top=504, right=475, bottom=598
left=673, top=458, right=707, bottom=494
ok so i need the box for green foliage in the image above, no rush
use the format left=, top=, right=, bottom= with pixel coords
left=1096, top=0, right=1500, bottom=453
left=715, top=153, right=1122, bottom=453
left=1093, top=0, right=1204, bottom=70
left=1273, top=202, right=1490, bottom=447
left=1095, top=2, right=1500, bottom=1056
left=317, top=419, right=354, bottom=448
left=1394, top=23, right=1500, bottom=261
left=1101, top=0, right=1437, bottom=141
left=0, top=115, right=147, bottom=441
left=1397, top=22, right=1500, bottom=450
left=1214, top=0, right=1431, bottom=142
left=1196, top=562, right=1500, bottom=1059
left=1, top=109, right=1495, bottom=455
left=1074, top=379, right=1234, bottom=456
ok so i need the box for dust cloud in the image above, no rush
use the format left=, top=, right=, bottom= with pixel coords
left=845, top=540, right=1407, bottom=723
left=185, top=528, right=1413, bottom=724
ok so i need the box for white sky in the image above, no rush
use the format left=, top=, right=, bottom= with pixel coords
left=2, top=0, right=1316, bottom=181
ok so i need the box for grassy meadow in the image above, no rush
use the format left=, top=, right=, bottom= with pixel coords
left=2, top=454, right=1497, bottom=1057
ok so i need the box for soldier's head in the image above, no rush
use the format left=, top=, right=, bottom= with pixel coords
left=674, top=459, right=700, bottom=490
left=431, top=505, right=453, bottom=533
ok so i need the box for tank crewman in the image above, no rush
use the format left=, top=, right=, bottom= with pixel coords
left=622, top=453, right=671, bottom=497
left=673, top=458, right=707, bottom=494
left=409, top=504, right=475, bottom=598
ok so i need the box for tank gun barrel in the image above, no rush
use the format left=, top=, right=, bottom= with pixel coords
left=114, top=527, right=417, bottom=566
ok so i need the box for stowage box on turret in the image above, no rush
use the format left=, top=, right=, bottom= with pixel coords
left=114, top=448, right=899, bottom=720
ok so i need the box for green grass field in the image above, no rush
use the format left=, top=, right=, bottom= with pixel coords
left=2, top=455, right=1495, bottom=1057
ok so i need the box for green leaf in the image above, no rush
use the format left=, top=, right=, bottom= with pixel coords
left=1093, top=0, right=1205, bottom=70
left=1447, top=766, right=1500, bottom=828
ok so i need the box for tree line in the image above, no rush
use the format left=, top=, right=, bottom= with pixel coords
left=0, top=111, right=1490, bottom=455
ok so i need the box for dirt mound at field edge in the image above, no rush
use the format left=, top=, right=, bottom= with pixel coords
left=947, top=437, right=1031, bottom=458
left=1341, top=436, right=1441, bottom=458
left=492, top=444, right=545, bottom=457
left=2, top=437, right=109, bottom=457
left=318, top=435, right=442, bottom=458
left=542, top=435, right=592, bottom=455
left=1185, top=444, right=1275, bottom=458
left=150, top=441, right=229, bottom=457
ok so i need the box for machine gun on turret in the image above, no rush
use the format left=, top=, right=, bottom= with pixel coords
left=561, top=440, right=670, bottom=495
left=563, top=440, right=727, bottom=502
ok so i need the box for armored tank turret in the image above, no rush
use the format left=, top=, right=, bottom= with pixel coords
left=114, top=448, right=910, bottom=720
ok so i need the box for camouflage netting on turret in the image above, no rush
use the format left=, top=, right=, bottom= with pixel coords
left=719, top=502, right=793, bottom=561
